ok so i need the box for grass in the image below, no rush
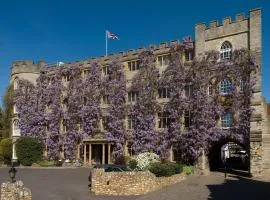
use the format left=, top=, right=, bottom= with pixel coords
left=37, top=160, right=55, bottom=167
left=183, top=165, right=194, bottom=175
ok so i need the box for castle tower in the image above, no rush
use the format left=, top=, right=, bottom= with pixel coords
left=195, top=8, right=267, bottom=177
left=10, top=60, right=43, bottom=160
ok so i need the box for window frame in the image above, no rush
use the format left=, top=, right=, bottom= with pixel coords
left=128, top=60, right=140, bottom=71
left=158, top=112, right=170, bottom=129
left=158, top=88, right=171, bottom=99
left=220, top=79, right=232, bottom=95
left=220, top=41, right=232, bottom=60
left=221, top=112, right=233, bottom=129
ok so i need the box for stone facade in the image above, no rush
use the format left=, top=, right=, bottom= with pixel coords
left=195, top=8, right=267, bottom=177
left=0, top=181, right=32, bottom=200
left=10, top=8, right=267, bottom=177
left=91, top=169, right=185, bottom=196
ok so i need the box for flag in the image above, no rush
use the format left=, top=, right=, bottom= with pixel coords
left=107, top=31, right=119, bottom=40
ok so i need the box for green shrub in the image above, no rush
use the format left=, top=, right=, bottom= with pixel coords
left=183, top=165, right=193, bottom=175
left=149, top=162, right=182, bottom=177
left=37, top=160, right=55, bottom=167
left=15, top=137, right=43, bottom=166
left=128, top=159, right=138, bottom=170
left=0, top=138, right=12, bottom=164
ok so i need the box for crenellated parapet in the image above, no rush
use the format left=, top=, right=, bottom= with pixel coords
left=11, top=60, right=45, bottom=77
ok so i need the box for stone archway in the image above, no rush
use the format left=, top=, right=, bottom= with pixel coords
left=208, top=140, right=248, bottom=172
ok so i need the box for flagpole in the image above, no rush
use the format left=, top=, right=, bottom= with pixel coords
left=105, top=30, right=108, bottom=57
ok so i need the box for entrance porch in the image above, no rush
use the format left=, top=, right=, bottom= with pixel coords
left=83, top=139, right=112, bottom=166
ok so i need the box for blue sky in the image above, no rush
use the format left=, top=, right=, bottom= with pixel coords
left=0, top=0, right=269, bottom=104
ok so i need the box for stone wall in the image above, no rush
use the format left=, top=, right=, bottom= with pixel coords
left=91, top=169, right=185, bottom=196
left=0, top=181, right=31, bottom=200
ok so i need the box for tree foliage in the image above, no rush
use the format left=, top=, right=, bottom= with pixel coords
left=15, top=137, right=43, bottom=166
left=0, top=138, right=12, bottom=164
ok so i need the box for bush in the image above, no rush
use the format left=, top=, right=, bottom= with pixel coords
left=37, top=160, right=55, bottom=167
left=0, top=138, right=12, bottom=164
left=16, top=137, right=43, bottom=166
left=149, top=162, right=183, bottom=177
left=183, top=165, right=193, bottom=175
left=135, top=152, right=160, bottom=170
left=128, top=159, right=138, bottom=170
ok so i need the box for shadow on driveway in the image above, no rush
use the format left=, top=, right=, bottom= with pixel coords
left=207, top=175, right=270, bottom=200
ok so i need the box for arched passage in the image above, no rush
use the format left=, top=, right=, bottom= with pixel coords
left=208, top=140, right=248, bottom=172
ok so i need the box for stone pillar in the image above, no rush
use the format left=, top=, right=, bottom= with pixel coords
left=170, top=146, right=173, bottom=162
left=89, top=144, right=92, bottom=166
left=102, top=143, right=105, bottom=164
left=84, top=144, right=86, bottom=165
left=77, top=144, right=80, bottom=160
left=195, top=148, right=210, bottom=175
left=108, top=144, right=111, bottom=164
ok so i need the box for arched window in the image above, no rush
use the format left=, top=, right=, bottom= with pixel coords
left=220, top=41, right=232, bottom=60
left=221, top=112, right=233, bottom=128
left=220, top=79, right=232, bottom=95
left=13, top=119, right=20, bottom=130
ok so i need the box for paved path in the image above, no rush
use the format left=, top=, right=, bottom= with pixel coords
left=1, top=168, right=270, bottom=200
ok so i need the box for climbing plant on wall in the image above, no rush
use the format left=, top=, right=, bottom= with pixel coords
left=13, top=40, right=256, bottom=163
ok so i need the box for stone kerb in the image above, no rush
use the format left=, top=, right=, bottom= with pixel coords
left=1, top=181, right=32, bottom=200
left=91, top=168, right=186, bottom=196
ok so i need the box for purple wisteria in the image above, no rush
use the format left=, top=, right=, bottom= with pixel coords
left=13, top=41, right=256, bottom=163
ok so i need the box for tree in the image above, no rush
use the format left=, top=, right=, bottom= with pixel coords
left=15, top=137, right=42, bottom=166
left=0, top=138, right=12, bottom=164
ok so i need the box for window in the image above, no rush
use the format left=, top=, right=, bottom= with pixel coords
left=157, top=54, right=170, bottom=67
left=184, top=85, right=193, bottom=97
left=240, top=79, right=244, bottom=92
left=62, top=98, right=68, bottom=109
left=158, top=88, right=171, bottom=99
left=221, top=112, right=233, bottom=128
left=220, top=41, right=232, bottom=60
left=208, top=83, right=213, bottom=96
left=13, top=77, right=19, bottom=89
left=13, top=120, right=20, bottom=130
left=127, top=115, right=137, bottom=130
left=103, top=65, right=109, bottom=75
left=63, top=74, right=70, bottom=82
left=83, top=69, right=89, bottom=79
left=220, top=79, right=232, bottom=95
left=158, top=112, right=170, bottom=128
left=83, top=97, right=87, bottom=106
left=62, top=119, right=68, bottom=132
left=102, top=95, right=110, bottom=104
left=185, top=51, right=193, bottom=61
left=128, top=91, right=139, bottom=102
left=184, top=111, right=192, bottom=129
left=102, top=116, right=109, bottom=131
left=128, top=60, right=140, bottom=71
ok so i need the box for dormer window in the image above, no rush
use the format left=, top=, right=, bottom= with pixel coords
left=220, top=41, right=232, bottom=60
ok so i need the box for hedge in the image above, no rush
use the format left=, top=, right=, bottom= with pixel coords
left=0, top=138, right=12, bottom=164
left=15, top=137, right=43, bottom=166
left=149, top=162, right=183, bottom=177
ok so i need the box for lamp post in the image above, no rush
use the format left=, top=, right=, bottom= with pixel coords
left=9, top=163, right=17, bottom=183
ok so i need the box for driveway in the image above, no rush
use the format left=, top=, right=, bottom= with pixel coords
left=0, top=168, right=270, bottom=200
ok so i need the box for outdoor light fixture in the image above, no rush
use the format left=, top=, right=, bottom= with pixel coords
left=9, top=163, right=17, bottom=183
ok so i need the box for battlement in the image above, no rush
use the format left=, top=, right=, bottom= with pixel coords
left=11, top=60, right=45, bottom=76
left=196, top=8, right=261, bottom=31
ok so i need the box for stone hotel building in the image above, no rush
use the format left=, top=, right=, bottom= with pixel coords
left=10, top=8, right=269, bottom=177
